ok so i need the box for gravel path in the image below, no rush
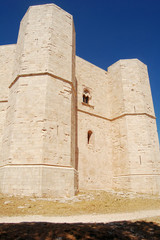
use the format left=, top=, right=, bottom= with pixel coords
left=0, top=209, right=160, bottom=223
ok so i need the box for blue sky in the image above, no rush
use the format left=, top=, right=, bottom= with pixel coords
left=0, top=0, right=160, bottom=140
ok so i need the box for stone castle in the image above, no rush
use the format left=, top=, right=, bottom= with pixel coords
left=0, top=3, right=160, bottom=197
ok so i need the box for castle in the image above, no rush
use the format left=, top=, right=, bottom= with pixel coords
left=0, top=3, right=160, bottom=197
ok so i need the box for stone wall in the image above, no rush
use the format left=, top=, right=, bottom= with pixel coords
left=76, top=57, right=113, bottom=190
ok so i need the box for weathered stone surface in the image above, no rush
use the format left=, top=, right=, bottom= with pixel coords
left=0, top=3, right=159, bottom=197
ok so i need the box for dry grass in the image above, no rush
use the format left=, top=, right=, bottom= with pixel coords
left=1, top=190, right=160, bottom=217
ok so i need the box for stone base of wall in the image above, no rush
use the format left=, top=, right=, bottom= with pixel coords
left=0, top=165, right=78, bottom=197
left=113, top=175, right=160, bottom=195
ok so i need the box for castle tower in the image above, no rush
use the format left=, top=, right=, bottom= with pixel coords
left=108, top=59, right=160, bottom=194
left=0, top=4, right=78, bottom=197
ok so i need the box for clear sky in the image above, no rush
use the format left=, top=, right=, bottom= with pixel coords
left=0, top=0, right=160, bottom=140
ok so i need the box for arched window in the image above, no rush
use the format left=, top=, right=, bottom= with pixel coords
left=83, top=89, right=90, bottom=104
left=87, top=130, right=93, bottom=144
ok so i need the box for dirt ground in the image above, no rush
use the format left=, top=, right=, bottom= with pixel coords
left=1, top=191, right=160, bottom=239
left=0, top=190, right=160, bottom=217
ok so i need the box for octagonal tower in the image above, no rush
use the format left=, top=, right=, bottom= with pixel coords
left=0, top=4, right=78, bottom=197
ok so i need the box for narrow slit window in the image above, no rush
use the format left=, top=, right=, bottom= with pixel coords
left=88, top=130, right=93, bottom=144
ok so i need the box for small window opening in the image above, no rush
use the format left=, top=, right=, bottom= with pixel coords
left=83, top=95, right=89, bottom=104
left=83, top=89, right=90, bottom=104
left=87, top=130, right=93, bottom=144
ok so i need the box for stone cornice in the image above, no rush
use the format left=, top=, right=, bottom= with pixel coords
left=0, top=163, right=75, bottom=169
left=0, top=100, right=8, bottom=103
left=9, top=72, right=77, bottom=95
left=78, top=109, right=156, bottom=121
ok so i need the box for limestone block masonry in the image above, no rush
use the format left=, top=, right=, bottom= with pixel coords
left=0, top=3, right=160, bottom=197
